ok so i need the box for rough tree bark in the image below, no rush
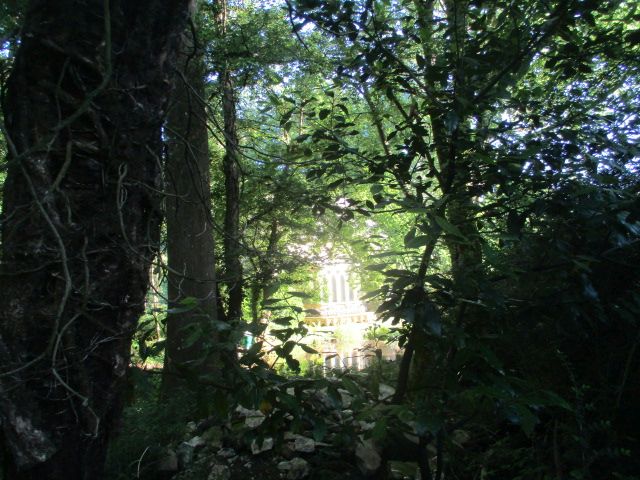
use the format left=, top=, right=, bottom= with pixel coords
left=218, top=0, right=244, bottom=324
left=249, top=219, right=281, bottom=324
left=163, top=9, right=220, bottom=399
left=0, top=1, right=190, bottom=478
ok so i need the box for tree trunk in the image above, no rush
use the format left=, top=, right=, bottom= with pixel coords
left=0, top=1, right=190, bottom=478
left=218, top=0, right=244, bottom=324
left=163, top=10, right=220, bottom=400
left=250, top=218, right=281, bottom=324
left=222, top=69, right=243, bottom=323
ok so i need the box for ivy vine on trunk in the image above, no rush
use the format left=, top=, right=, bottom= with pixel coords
left=0, top=1, right=190, bottom=478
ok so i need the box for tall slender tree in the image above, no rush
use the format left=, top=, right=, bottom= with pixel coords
left=217, top=0, right=244, bottom=325
left=163, top=4, right=220, bottom=400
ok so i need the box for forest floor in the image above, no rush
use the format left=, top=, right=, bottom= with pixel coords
left=163, top=387, right=415, bottom=480
left=106, top=363, right=418, bottom=480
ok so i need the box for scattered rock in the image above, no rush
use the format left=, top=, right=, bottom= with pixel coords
left=388, top=461, right=419, bottom=480
left=186, top=435, right=206, bottom=449
left=157, top=448, right=178, bottom=473
left=341, top=409, right=354, bottom=422
left=338, top=388, right=353, bottom=408
left=186, top=421, right=197, bottom=434
left=314, top=388, right=334, bottom=409
left=293, top=435, right=316, bottom=453
left=278, top=457, right=310, bottom=480
left=378, top=384, right=395, bottom=401
left=357, top=420, right=375, bottom=432
left=236, top=406, right=266, bottom=429
left=177, top=442, right=195, bottom=468
left=250, top=437, right=274, bottom=455
left=208, top=463, right=231, bottom=480
left=217, top=447, right=237, bottom=459
left=355, top=438, right=382, bottom=476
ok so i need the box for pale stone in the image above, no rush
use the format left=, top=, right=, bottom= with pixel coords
left=378, top=384, right=396, bottom=400
left=176, top=442, right=195, bottom=467
left=208, top=464, right=231, bottom=480
left=186, top=435, right=206, bottom=449
left=355, top=438, right=382, bottom=476
left=278, top=457, right=310, bottom=480
left=338, top=388, right=354, bottom=408
left=250, top=437, right=274, bottom=455
left=217, top=447, right=236, bottom=459
left=357, top=420, right=375, bottom=431
left=236, top=406, right=266, bottom=428
left=186, top=421, right=197, bottom=433
left=293, top=435, right=315, bottom=453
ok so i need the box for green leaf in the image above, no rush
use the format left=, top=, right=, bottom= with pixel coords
left=370, top=184, right=384, bottom=194
left=285, top=357, right=300, bottom=372
left=371, top=417, right=387, bottom=441
left=300, top=344, right=318, bottom=354
left=509, top=404, right=538, bottom=437
left=384, top=269, right=414, bottom=278
left=289, top=291, right=312, bottom=299
left=403, top=228, right=416, bottom=247
left=365, top=263, right=388, bottom=272
left=263, top=282, right=281, bottom=298
left=415, top=412, right=443, bottom=436
left=280, top=107, right=295, bottom=126
left=405, top=235, right=430, bottom=248
left=434, top=216, right=467, bottom=240
left=340, top=376, right=361, bottom=395
left=281, top=340, right=296, bottom=356
left=243, top=341, right=264, bottom=360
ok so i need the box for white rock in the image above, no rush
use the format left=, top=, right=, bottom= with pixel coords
left=355, top=438, right=382, bottom=476
left=250, top=437, right=274, bottom=455
left=314, top=388, right=333, bottom=408
left=278, top=457, right=310, bottom=480
left=186, top=421, right=197, bottom=433
left=357, top=420, right=375, bottom=431
left=237, top=407, right=265, bottom=428
left=186, top=435, right=206, bottom=448
left=378, top=384, right=396, bottom=400
left=293, top=435, right=315, bottom=453
left=176, top=442, right=195, bottom=467
left=217, top=447, right=236, bottom=459
left=338, top=388, right=353, bottom=408
left=208, top=464, right=231, bottom=480
left=246, top=414, right=266, bottom=428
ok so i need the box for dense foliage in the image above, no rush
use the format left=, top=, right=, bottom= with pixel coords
left=1, top=0, right=638, bottom=479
